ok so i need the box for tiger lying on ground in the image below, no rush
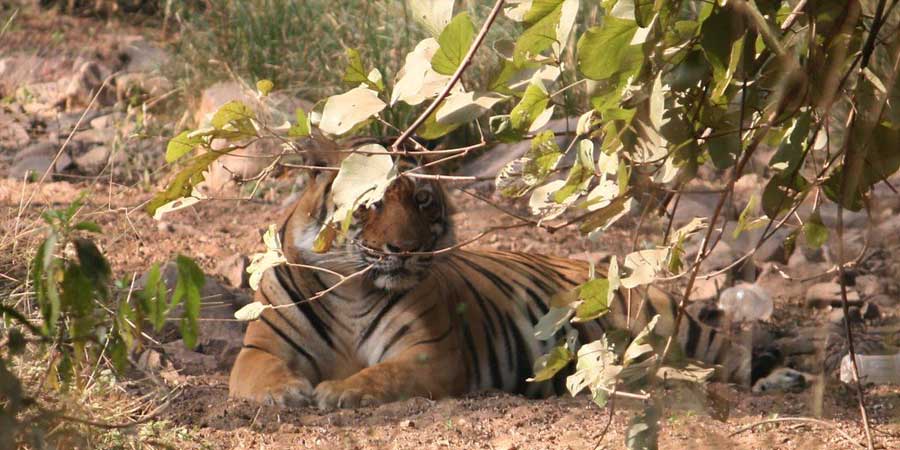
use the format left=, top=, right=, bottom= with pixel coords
left=228, top=138, right=806, bottom=409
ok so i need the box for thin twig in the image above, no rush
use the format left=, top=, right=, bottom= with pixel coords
left=729, top=417, right=865, bottom=448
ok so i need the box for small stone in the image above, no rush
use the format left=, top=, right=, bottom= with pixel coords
left=74, top=145, right=111, bottom=175
left=157, top=221, right=175, bottom=233
left=73, top=127, right=115, bottom=145
left=868, top=294, right=897, bottom=308
left=805, top=282, right=861, bottom=309
left=828, top=306, right=861, bottom=324
left=399, top=420, right=415, bottom=428
left=10, top=142, right=72, bottom=179
left=854, top=275, right=883, bottom=298
left=89, top=112, right=124, bottom=130
left=216, top=253, right=249, bottom=289
left=0, top=114, right=30, bottom=149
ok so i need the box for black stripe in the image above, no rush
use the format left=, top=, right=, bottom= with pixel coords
left=259, top=315, right=322, bottom=380
left=409, top=325, right=453, bottom=347
left=275, top=266, right=335, bottom=348
left=357, top=293, right=405, bottom=349
left=445, top=260, right=498, bottom=338
left=461, top=322, right=482, bottom=388
left=376, top=304, right=438, bottom=362
left=352, top=292, right=389, bottom=318
left=505, top=314, right=532, bottom=395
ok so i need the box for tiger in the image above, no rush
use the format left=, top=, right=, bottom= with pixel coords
left=228, top=137, right=806, bottom=409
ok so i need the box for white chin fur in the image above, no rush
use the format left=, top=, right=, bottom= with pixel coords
left=373, top=273, right=419, bottom=292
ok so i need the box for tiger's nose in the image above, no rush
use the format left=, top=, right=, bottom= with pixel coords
left=384, top=241, right=422, bottom=253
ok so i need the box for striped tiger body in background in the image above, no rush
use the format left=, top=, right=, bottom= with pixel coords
left=228, top=138, right=801, bottom=409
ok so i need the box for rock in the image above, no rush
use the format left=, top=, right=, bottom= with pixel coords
left=73, top=127, right=116, bottom=145
left=89, top=112, right=125, bottom=130
left=717, top=283, right=773, bottom=322
left=162, top=340, right=219, bottom=375
left=192, top=81, right=313, bottom=192
left=117, top=36, right=171, bottom=74
left=732, top=173, right=761, bottom=210
left=115, top=72, right=174, bottom=103
left=9, top=142, right=72, bottom=179
left=216, top=253, right=249, bottom=289
left=868, top=294, right=897, bottom=308
left=0, top=113, right=30, bottom=149
left=73, top=145, right=111, bottom=175
left=63, top=60, right=116, bottom=109
left=828, top=306, right=861, bottom=325
left=805, top=281, right=861, bottom=308
left=854, top=274, right=883, bottom=298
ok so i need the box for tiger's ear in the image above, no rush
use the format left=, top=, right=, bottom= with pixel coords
left=294, top=132, right=343, bottom=173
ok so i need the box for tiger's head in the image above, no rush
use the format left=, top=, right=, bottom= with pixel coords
left=283, top=137, right=454, bottom=292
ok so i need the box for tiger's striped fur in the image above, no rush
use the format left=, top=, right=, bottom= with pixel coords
left=228, top=140, right=762, bottom=408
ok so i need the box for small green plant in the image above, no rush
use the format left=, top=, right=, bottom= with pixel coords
left=1, top=194, right=205, bottom=448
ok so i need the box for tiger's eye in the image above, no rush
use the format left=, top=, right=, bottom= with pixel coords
left=415, top=190, right=433, bottom=208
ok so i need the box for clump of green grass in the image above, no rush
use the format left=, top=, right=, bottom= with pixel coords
left=169, top=0, right=421, bottom=101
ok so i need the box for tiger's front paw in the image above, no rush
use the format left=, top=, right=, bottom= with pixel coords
left=252, top=377, right=315, bottom=407
left=314, top=379, right=381, bottom=409
left=752, top=368, right=812, bottom=393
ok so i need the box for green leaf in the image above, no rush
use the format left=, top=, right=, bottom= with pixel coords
left=61, top=264, right=93, bottom=326
left=574, top=278, right=611, bottom=321
left=146, top=151, right=221, bottom=217
left=553, top=140, right=596, bottom=204
left=173, top=255, right=204, bottom=349
left=707, top=132, right=740, bottom=169
left=769, top=112, right=810, bottom=173
left=733, top=194, right=765, bottom=239
left=256, top=79, right=274, bottom=97
left=510, top=78, right=550, bottom=131
left=165, top=131, right=202, bottom=163
left=762, top=173, right=808, bottom=219
left=802, top=212, right=828, bottom=249
left=73, top=221, right=102, bottom=233
left=73, top=238, right=111, bottom=299
left=32, top=234, right=60, bottom=336
left=577, top=17, right=643, bottom=81
left=431, top=12, right=475, bottom=75
left=533, top=306, right=573, bottom=341
left=210, top=100, right=257, bottom=139
left=528, top=345, right=573, bottom=382
left=288, top=108, right=311, bottom=137
left=342, top=48, right=370, bottom=84
left=513, top=0, right=564, bottom=65
left=495, top=130, right=563, bottom=198
left=699, top=5, right=745, bottom=100
left=140, top=263, right=168, bottom=333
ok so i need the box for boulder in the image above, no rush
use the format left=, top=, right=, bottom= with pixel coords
left=192, top=81, right=314, bottom=193
left=9, top=141, right=72, bottom=179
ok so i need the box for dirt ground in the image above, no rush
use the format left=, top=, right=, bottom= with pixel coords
left=2, top=6, right=900, bottom=450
